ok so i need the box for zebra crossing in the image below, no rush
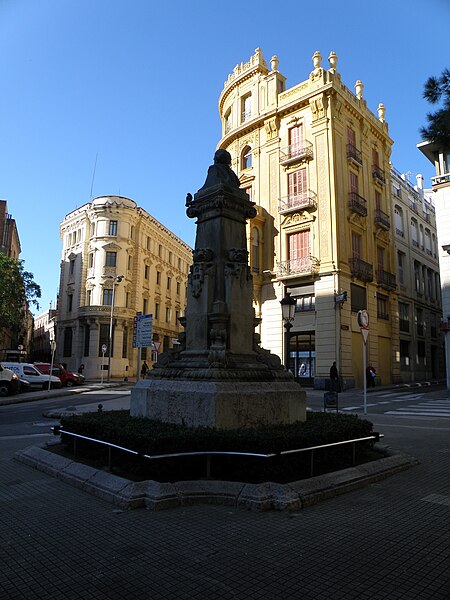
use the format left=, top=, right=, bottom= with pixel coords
left=342, top=392, right=450, bottom=418
left=385, top=397, right=450, bottom=418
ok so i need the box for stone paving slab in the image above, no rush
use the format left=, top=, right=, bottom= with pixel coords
left=3, top=418, right=450, bottom=600
left=14, top=442, right=419, bottom=512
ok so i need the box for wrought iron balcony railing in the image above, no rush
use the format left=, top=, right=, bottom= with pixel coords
left=346, top=144, right=363, bottom=165
left=374, top=208, right=390, bottom=230
left=377, top=269, right=396, bottom=291
left=372, top=165, right=386, bottom=184
left=278, top=191, right=317, bottom=213
left=279, top=142, right=314, bottom=165
left=276, top=255, right=320, bottom=277
left=349, top=257, right=373, bottom=282
left=348, top=192, right=367, bottom=217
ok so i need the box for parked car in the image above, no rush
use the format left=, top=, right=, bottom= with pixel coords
left=1, top=363, right=62, bottom=390
left=34, top=363, right=85, bottom=387
left=0, top=364, right=20, bottom=397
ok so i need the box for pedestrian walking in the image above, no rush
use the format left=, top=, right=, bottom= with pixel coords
left=77, top=363, right=85, bottom=375
left=330, top=361, right=339, bottom=392
left=366, top=365, right=376, bottom=387
left=141, top=361, right=149, bottom=378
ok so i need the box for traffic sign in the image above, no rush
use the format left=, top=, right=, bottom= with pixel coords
left=133, top=313, right=153, bottom=348
left=360, top=328, right=369, bottom=345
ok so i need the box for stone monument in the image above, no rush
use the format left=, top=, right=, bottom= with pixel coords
left=130, top=150, right=306, bottom=428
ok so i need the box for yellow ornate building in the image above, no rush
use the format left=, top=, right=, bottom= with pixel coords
left=217, top=49, right=397, bottom=388
left=57, top=196, right=191, bottom=380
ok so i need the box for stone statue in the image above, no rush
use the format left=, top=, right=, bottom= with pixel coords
left=198, top=149, right=241, bottom=191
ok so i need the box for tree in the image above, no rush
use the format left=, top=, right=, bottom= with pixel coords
left=0, top=254, right=41, bottom=343
left=420, top=68, right=450, bottom=151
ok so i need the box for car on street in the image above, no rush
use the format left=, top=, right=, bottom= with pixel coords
left=34, top=363, right=85, bottom=387
left=0, top=364, right=21, bottom=397
left=1, top=362, right=62, bottom=390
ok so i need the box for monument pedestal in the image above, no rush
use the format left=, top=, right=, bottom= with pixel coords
left=131, top=379, right=306, bottom=429
left=130, top=151, right=308, bottom=430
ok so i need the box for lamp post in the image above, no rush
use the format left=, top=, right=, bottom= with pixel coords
left=280, top=290, right=296, bottom=373
left=105, top=275, right=124, bottom=383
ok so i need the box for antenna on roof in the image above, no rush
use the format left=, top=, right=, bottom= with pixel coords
left=90, top=153, right=98, bottom=199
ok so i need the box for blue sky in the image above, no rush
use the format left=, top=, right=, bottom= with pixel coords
left=1, top=0, right=449, bottom=315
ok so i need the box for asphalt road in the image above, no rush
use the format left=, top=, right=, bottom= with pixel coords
left=0, top=386, right=132, bottom=459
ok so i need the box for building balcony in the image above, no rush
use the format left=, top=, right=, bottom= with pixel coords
left=374, top=208, right=390, bottom=230
left=349, top=257, right=373, bottom=283
left=346, top=144, right=363, bottom=166
left=279, top=142, right=314, bottom=165
left=78, top=305, right=133, bottom=319
left=377, top=269, right=396, bottom=291
left=432, top=172, right=450, bottom=186
left=276, top=255, right=320, bottom=278
left=372, top=165, right=386, bottom=184
left=348, top=192, right=367, bottom=217
left=278, top=191, right=317, bottom=213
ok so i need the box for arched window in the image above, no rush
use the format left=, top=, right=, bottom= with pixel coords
left=251, top=228, right=260, bottom=273
left=242, top=146, right=252, bottom=170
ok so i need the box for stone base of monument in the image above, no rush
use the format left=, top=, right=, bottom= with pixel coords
left=130, top=379, right=306, bottom=429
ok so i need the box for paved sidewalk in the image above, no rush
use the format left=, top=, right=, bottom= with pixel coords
left=1, top=401, right=450, bottom=598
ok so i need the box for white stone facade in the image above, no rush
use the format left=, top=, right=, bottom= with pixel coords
left=418, top=141, right=450, bottom=386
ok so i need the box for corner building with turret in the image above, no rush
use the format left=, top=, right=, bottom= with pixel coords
left=217, top=49, right=400, bottom=389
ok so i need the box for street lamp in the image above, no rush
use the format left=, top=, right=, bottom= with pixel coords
left=105, top=275, right=124, bottom=383
left=280, top=290, right=296, bottom=372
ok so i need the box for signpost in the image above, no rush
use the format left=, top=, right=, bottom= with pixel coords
left=133, top=313, right=153, bottom=379
left=101, top=344, right=107, bottom=384
left=357, top=310, right=369, bottom=415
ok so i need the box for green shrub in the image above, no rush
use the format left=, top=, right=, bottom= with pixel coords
left=58, top=411, right=377, bottom=483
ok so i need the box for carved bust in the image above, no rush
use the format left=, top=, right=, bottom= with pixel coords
left=198, top=149, right=241, bottom=191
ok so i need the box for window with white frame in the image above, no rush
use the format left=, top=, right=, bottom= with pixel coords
left=105, top=251, right=117, bottom=267
left=242, top=146, right=252, bottom=169
left=241, top=94, right=251, bottom=123
left=109, top=220, right=118, bottom=236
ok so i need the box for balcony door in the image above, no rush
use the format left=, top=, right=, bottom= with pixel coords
left=289, top=230, right=310, bottom=272
left=288, top=169, right=307, bottom=205
left=289, top=125, right=304, bottom=156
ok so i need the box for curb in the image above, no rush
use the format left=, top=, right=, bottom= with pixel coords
left=14, top=443, right=419, bottom=512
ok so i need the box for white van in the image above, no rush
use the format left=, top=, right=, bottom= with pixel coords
left=1, top=363, right=62, bottom=390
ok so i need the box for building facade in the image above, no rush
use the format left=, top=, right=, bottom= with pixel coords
left=217, top=48, right=419, bottom=388
left=0, top=200, right=33, bottom=358
left=32, top=308, right=58, bottom=362
left=0, top=200, right=21, bottom=259
left=418, top=140, right=450, bottom=386
left=391, top=168, right=442, bottom=381
left=57, top=196, right=191, bottom=380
